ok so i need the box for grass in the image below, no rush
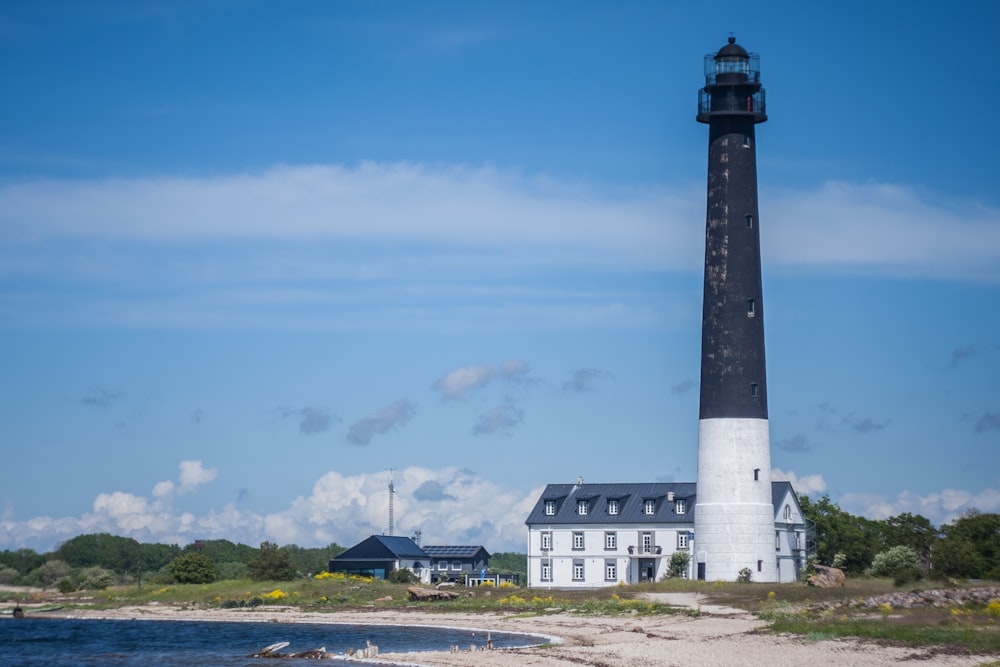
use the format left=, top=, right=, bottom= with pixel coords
left=6, top=575, right=1000, bottom=655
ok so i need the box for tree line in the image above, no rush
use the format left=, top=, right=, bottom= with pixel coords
left=0, top=535, right=347, bottom=592
left=802, top=496, right=1000, bottom=581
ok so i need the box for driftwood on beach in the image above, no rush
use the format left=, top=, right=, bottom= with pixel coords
left=407, top=585, right=460, bottom=601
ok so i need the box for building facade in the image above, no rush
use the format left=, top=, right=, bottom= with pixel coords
left=525, top=480, right=807, bottom=588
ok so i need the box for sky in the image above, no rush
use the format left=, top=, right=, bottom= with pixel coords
left=1, top=1, right=998, bottom=555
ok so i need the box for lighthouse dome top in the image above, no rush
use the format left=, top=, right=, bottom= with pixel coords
left=715, top=36, right=748, bottom=60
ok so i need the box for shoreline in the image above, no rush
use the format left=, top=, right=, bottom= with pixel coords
left=8, top=599, right=995, bottom=666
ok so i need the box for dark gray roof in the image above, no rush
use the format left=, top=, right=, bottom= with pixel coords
left=333, top=535, right=428, bottom=561
left=525, top=482, right=697, bottom=526
left=423, top=545, right=491, bottom=559
left=526, top=481, right=798, bottom=525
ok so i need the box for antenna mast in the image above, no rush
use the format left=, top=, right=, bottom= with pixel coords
left=387, top=469, right=395, bottom=536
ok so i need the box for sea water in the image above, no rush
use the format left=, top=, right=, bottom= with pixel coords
left=0, top=617, right=540, bottom=665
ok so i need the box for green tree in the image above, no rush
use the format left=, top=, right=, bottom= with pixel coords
left=489, top=552, right=527, bottom=579
left=0, top=548, right=45, bottom=575
left=934, top=536, right=985, bottom=578
left=868, top=545, right=920, bottom=579
left=215, top=561, right=251, bottom=580
left=168, top=552, right=216, bottom=584
left=667, top=551, right=691, bottom=578
left=876, top=513, right=938, bottom=567
left=33, top=559, right=71, bottom=587
left=56, top=533, right=141, bottom=572
left=248, top=542, right=296, bottom=581
left=284, top=543, right=345, bottom=576
left=186, top=539, right=258, bottom=565
left=940, top=510, right=1000, bottom=579
left=799, top=495, right=880, bottom=573
left=78, top=566, right=116, bottom=590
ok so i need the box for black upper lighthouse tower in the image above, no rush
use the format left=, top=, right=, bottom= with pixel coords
left=693, top=37, right=776, bottom=582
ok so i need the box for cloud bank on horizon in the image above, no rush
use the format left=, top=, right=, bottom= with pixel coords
left=3, top=461, right=997, bottom=554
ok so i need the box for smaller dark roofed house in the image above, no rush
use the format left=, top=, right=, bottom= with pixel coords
left=423, top=545, right=491, bottom=582
left=329, top=535, right=430, bottom=583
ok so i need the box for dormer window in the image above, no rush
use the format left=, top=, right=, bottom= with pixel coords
left=643, top=499, right=656, bottom=515
left=544, top=500, right=556, bottom=516
left=675, top=499, right=686, bottom=515
left=578, top=500, right=589, bottom=516
left=607, top=499, right=619, bottom=516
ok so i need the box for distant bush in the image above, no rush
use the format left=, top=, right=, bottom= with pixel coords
left=0, top=566, right=19, bottom=585
left=868, top=545, right=920, bottom=579
left=214, top=561, right=250, bottom=581
left=78, top=566, right=115, bottom=590
left=33, top=560, right=71, bottom=588
left=387, top=568, right=418, bottom=584
left=168, top=552, right=216, bottom=584
left=667, top=551, right=691, bottom=578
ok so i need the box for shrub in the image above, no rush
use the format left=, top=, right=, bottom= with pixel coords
left=667, top=551, right=691, bottom=578
left=168, top=552, right=216, bottom=584
left=868, top=545, right=920, bottom=579
left=33, top=560, right=71, bottom=588
left=56, top=577, right=76, bottom=593
left=0, top=566, right=20, bottom=585
left=387, top=568, right=417, bottom=584
left=78, top=566, right=115, bottom=590
left=215, top=561, right=249, bottom=581
left=248, top=542, right=296, bottom=581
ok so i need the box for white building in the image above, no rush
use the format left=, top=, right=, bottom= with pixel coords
left=525, top=480, right=808, bottom=588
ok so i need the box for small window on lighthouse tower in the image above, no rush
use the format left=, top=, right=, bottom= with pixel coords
left=747, top=298, right=756, bottom=317
left=745, top=214, right=753, bottom=229
left=750, top=383, right=758, bottom=398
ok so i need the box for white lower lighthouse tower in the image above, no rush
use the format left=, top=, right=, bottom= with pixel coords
left=694, top=36, right=776, bottom=582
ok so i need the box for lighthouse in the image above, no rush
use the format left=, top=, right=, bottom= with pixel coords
left=693, top=36, right=776, bottom=582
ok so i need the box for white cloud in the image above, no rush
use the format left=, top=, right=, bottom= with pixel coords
left=0, top=466, right=538, bottom=554
left=2, top=165, right=998, bottom=282
left=432, top=359, right=530, bottom=400
left=771, top=468, right=827, bottom=497
left=177, top=460, right=218, bottom=494
left=839, top=487, right=1000, bottom=526
left=764, top=181, right=1000, bottom=281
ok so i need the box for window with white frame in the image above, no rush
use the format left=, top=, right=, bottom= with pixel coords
left=605, top=531, right=617, bottom=550
left=677, top=531, right=689, bottom=549
left=675, top=498, right=686, bottom=514
left=451, top=561, right=462, bottom=571
left=795, top=532, right=803, bottom=550
left=438, top=561, right=448, bottom=571
left=784, top=504, right=791, bottom=520
left=775, top=531, right=781, bottom=550
left=572, top=532, right=585, bottom=550
left=643, top=499, right=656, bottom=515
left=642, top=532, right=653, bottom=553
left=540, top=531, right=552, bottom=550
left=605, top=560, right=617, bottom=581
left=540, top=559, right=551, bottom=582
left=607, top=498, right=619, bottom=515
left=572, top=560, right=585, bottom=581
left=544, top=500, right=556, bottom=516
left=578, top=499, right=588, bottom=515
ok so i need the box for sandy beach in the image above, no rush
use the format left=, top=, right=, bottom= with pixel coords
left=28, top=594, right=995, bottom=667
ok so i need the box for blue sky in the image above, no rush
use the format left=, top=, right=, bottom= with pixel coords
left=2, top=1, right=998, bottom=554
